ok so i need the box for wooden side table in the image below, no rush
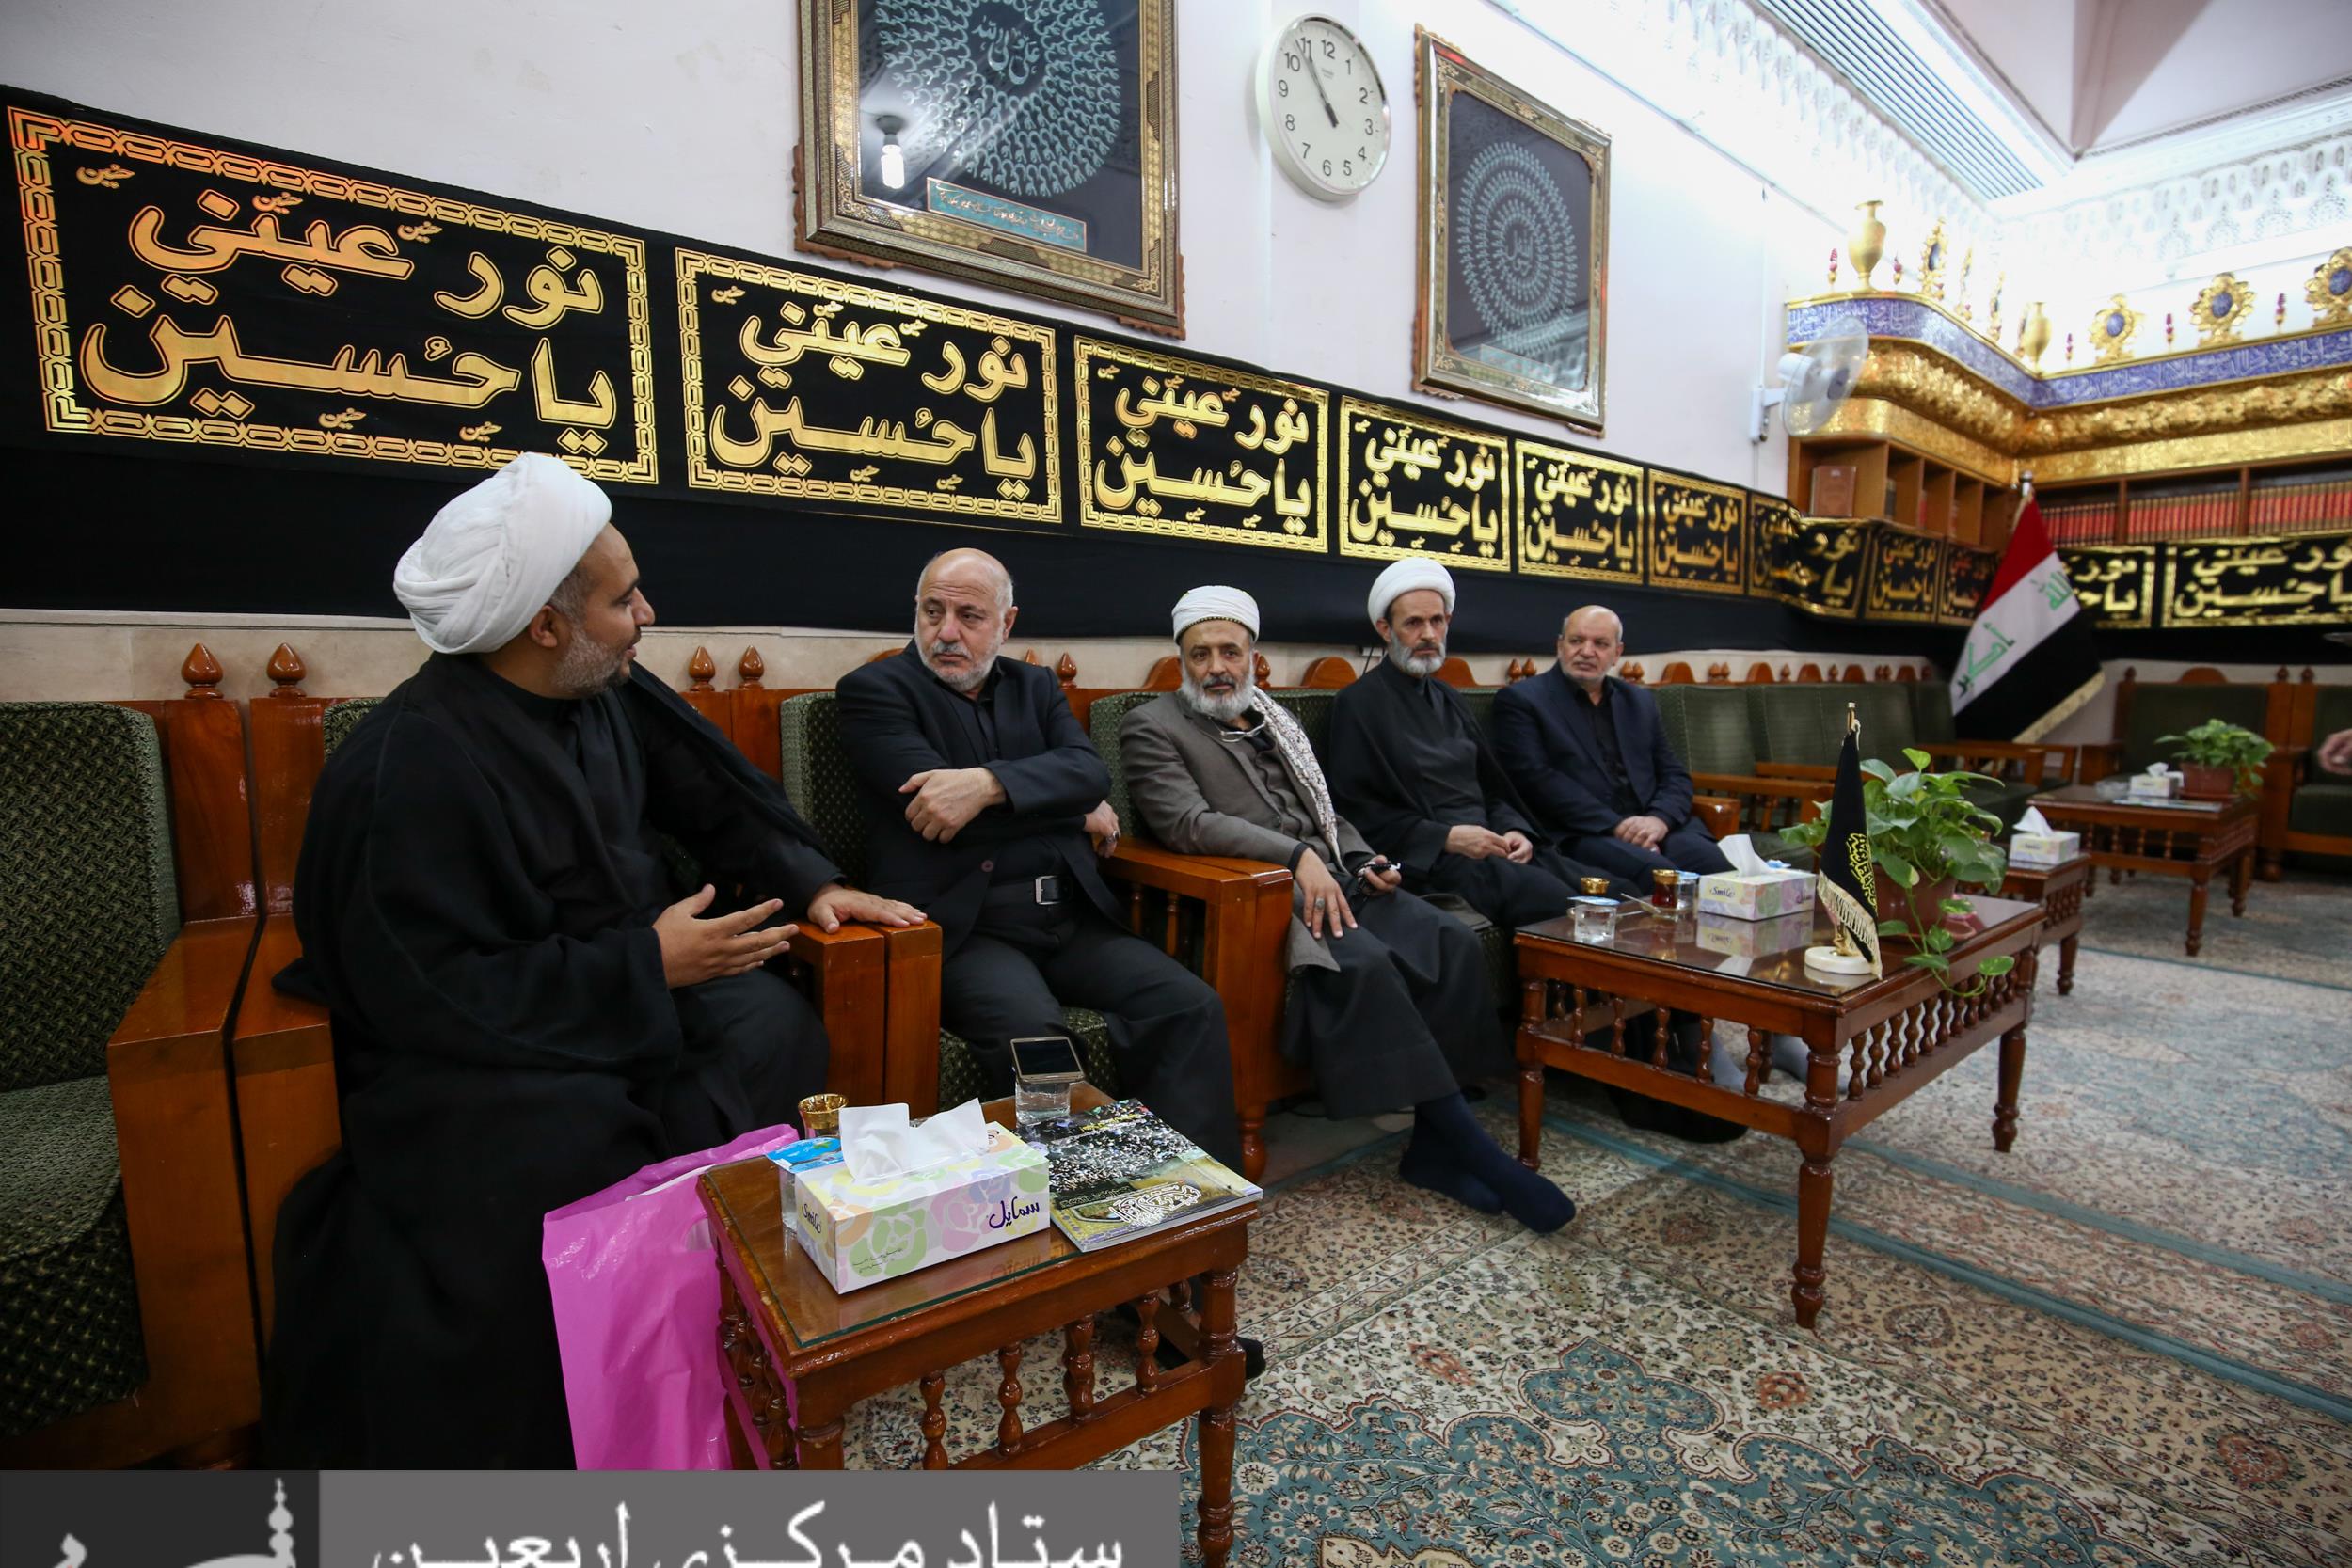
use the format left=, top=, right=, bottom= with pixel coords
left=2026, top=787, right=2258, bottom=956
left=700, top=1089, right=1255, bottom=1566
left=1516, top=899, right=2043, bottom=1330
left=1998, top=856, right=2090, bottom=996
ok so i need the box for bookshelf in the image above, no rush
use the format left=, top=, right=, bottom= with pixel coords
left=2037, top=456, right=2352, bottom=546
left=1788, top=436, right=2012, bottom=553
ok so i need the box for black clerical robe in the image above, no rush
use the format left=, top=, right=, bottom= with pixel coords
left=263, top=654, right=842, bottom=1467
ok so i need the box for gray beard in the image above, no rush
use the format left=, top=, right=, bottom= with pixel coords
left=553, top=636, right=632, bottom=697
left=1386, top=633, right=1444, bottom=678
left=919, top=635, right=999, bottom=693
left=1179, top=671, right=1255, bottom=723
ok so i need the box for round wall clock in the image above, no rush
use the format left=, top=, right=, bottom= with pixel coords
left=1257, top=14, right=1390, bottom=201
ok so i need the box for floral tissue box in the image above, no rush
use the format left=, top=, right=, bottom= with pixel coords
left=2008, top=831, right=2081, bottom=869
left=791, top=1122, right=1049, bottom=1293
left=1697, top=867, right=1816, bottom=922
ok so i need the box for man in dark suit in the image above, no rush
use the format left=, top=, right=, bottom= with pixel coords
left=1492, top=605, right=1733, bottom=881
left=834, top=548, right=1242, bottom=1172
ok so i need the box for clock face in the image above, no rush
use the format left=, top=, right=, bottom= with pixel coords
left=1260, top=15, right=1390, bottom=201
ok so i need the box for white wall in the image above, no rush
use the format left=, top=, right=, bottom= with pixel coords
left=0, top=0, right=1828, bottom=494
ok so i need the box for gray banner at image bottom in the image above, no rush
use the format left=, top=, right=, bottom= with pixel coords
left=322, top=1471, right=1179, bottom=1568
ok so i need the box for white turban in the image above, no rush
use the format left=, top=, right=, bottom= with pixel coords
left=1368, top=557, right=1455, bottom=627
left=1172, top=585, right=1260, bottom=641
left=393, top=453, right=612, bottom=655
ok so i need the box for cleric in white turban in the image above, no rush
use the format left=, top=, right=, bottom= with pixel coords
left=1117, top=581, right=1577, bottom=1233
left=265, top=454, right=919, bottom=1471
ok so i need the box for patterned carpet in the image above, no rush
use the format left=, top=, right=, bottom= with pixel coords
left=838, top=871, right=2352, bottom=1566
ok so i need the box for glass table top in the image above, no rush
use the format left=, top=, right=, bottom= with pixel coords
left=1517, top=895, right=2040, bottom=998
left=2032, top=784, right=2233, bottom=814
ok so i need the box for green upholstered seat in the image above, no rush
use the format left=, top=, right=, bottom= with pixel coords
left=319, top=695, right=382, bottom=758
left=776, top=692, right=1115, bottom=1102
left=2122, top=683, right=2270, bottom=774
left=1843, top=684, right=1920, bottom=766
left=1748, top=684, right=1844, bottom=768
left=1654, top=685, right=1759, bottom=775
left=0, top=703, right=181, bottom=1437
left=2290, top=783, right=2352, bottom=837
left=1911, top=681, right=1957, bottom=747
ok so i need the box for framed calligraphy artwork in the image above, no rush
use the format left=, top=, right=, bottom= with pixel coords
left=2060, top=546, right=2155, bottom=630
left=675, top=250, right=1059, bottom=527
left=1865, top=527, right=1945, bottom=625
left=12, top=103, right=656, bottom=483
left=1413, top=29, right=1610, bottom=432
left=2161, top=534, right=2352, bottom=628
left=1074, top=338, right=1327, bottom=553
left=1336, top=397, right=1510, bottom=573
left=1516, top=441, right=1643, bottom=584
left=1938, top=543, right=1997, bottom=626
left=799, top=0, right=1182, bottom=334
left=1645, top=473, right=1746, bottom=595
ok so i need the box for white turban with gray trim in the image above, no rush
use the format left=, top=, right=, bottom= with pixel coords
left=1172, top=585, right=1260, bottom=641
left=1368, top=556, right=1455, bottom=627
left=393, top=453, right=612, bottom=655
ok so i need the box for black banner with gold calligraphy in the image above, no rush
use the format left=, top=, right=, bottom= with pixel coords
left=1866, top=528, right=1944, bottom=624
left=2162, top=534, right=2352, bottom=628
left=2060, top=546, right=2158, bottom=630
left=15, top=102, right=657, bottom=485
left=1333, top=397, right=1510, bottom=574
left=1518, top=441, right=1644, bottom=584
left=1074, top=338, right=1327, bottom=555
left=1645, top=474, right=1747, bottom=594
left=676, top=250, right=1059, bottom=529
left=1939, top=542, right=1997, bottom=626
left=1756, top=509, right=1867, bottom=620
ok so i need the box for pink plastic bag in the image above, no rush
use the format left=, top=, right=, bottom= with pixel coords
left=542, top=1121, right=799, bottom=1469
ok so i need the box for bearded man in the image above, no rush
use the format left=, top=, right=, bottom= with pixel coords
left=265, top=453, right=920, bottom=1466
left=1119, top=588, right=1574, bottom=1231
left=1327, top=557, right=1638, bottom=927
left=834, top=548, right=1243, bottom=1171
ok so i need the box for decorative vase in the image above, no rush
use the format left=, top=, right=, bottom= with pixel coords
left=2179, top=764, right=2234, bottom=800
left=1849, top=200, right=1886, bottom=290
left=2018, top=302, right=2051, bottom=366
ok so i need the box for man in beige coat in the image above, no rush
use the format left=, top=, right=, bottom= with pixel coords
left=1118, top=586, right=1574, bottom=1232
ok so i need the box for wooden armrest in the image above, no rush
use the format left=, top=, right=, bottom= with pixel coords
left=1692, top=796, right=1739, bottom=839
left=1755, top=761, right=1834, bottom=780
left=2076, top=741, right=2123, bottom=783
left=230, top=919, right=339, bottom=1344
left=1103, top=840, right=1295, bottom=900
left=781, top=921, right=889, bottom=1107
left=1690, top=771, right=1830, bottom=801
left=1915, top=740, right=2077, bottom=781
left=110, top=916, right=254, bottom=1063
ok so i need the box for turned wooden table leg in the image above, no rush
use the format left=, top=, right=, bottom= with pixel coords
left=796, top=1414, right=846, bottom=1468
left=1993, top=1023, right=2026, bottom=1152
left=2057, top=934, right=2078, bottom=996
left=1196, top=1267, right=1242, bottom=1568
left=2231, top=849, right=2251, bottom=917
left=1518, top=977, right=1545, bottom=1169
left=1793, top=1153, right=1833, bottom=1331
left=2186, top=869, right=2212, bottom=957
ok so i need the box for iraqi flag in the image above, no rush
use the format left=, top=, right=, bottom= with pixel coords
left=1951, top=498, right=2104, bottom=741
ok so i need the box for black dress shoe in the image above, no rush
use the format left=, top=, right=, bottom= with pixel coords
left=1112, top=1302, right=1266, bottom=1381
left=1607, top=1085, right=1748, bottom=1144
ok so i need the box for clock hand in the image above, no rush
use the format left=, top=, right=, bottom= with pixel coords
left=1296, top=29, right=1340, bottom=128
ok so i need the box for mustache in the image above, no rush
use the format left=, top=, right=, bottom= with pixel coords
left=925, top=641, right=967, bottom=659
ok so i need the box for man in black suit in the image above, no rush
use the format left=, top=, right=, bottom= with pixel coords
left=835, top=548, right=1242, bottom=1171
left=1491, top=605, right=1733, bottom=881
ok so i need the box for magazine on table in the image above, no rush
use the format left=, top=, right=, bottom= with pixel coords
left=1018, top=1098, right=1261, bottom=1251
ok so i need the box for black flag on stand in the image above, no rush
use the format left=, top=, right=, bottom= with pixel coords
left=1819, top=705, right=1883, bottom=978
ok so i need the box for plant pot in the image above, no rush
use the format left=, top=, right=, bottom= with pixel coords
left=2179, top=763, right=2234, bottom=800
left=1874, top=874, right=1956, bottom=948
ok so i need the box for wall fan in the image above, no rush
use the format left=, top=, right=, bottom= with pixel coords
left=1753, top=314, right=1868, bottom=440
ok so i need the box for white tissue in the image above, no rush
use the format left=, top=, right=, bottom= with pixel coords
left=2014, top=806, right=2054, bottom=836
left=837, top=1099, right=991, bottom=1181
left=1716, top=833, right=1772, bottom=876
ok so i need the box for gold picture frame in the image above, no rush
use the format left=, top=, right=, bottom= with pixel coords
left=1414, top=28, right=1610, bottom=432
left=798, top=0, right=1183, bottom=335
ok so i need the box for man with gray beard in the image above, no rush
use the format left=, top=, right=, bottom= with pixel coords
left=1327, top=557, right=1637, bottom=929
left=834, top=548, right=1242, bottom=1172
left=1120, top=588, right=1573, bottom=1230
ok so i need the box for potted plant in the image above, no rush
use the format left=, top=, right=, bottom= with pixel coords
left=1783, top=748, right=2015, bottom=995
left=2155, top=719, right=2273, bottom=800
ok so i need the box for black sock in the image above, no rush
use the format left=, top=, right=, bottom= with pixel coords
left=1398, top=1137, right=1503, bottom=1213
left=1413, top=1094, right=1576, bottom=1234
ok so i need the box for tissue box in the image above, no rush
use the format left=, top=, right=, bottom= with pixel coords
left=2008, top=830, right=2081, bottom=869
left=1698, top=867, right=1817, bottom=921
left=791, top=1122, right=1050, bottom=1292
left=2127, top=771, right=2180, bottom=800
left=1695, top=909, right=1816, bottom=958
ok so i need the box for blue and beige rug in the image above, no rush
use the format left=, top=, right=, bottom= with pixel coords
left=840, top=870, right=2352, bottom=1566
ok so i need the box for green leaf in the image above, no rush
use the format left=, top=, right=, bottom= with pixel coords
left=1903, top=952, right=1949, bottom=974
left=1902, top=747, right=1931, bottom=770
left=1860, top=759, right=1897, bottom=784
left=1877, top=849, right=1917, bottom=887
left=1876, top=918, right=1912, bottom=937
left=1924, top=926, right=1956, bottom=953
left=1938, top=898, right=1974, bottom=916
left=1977, top=955, right=2016, bottom=977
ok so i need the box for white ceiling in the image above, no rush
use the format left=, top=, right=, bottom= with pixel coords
left=1933, top=0, right=2352, bottom=152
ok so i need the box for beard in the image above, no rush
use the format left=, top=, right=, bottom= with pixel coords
left=552, top=631, right=635, bottom=697
left=1386, top=629, right=1446, bottom=678
left=1179, top=666, right=1255, bottom=723
left=918, top=628, right=1003, bottom=693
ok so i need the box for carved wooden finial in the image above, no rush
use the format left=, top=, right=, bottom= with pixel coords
left=2302, top=666, right=2316, bottom=683
left=2274, top=665, right=2288, bottom=682
left=1706, top=662, right=1730, bottom=684
left=1779, top=663, right=1792, bottom=682
left=1056, top=652, right=1078, bottom=688
left=265, top=642, right=307, bottom=697
left=686, top=646, right=716, bottom=690
left=182, top=642, right=224, bottom=698
left=1622, top=661, right=1645, bottom=683
left=1254, top=650, right=1272, bottom=685
left=1875, top=664, right=1892, bottom=682
left=2122, top=666, right=2138, bottom=682
left=737, top=646, right=766, bottom=688
left=1023, top=647, right=1041, bottom=664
